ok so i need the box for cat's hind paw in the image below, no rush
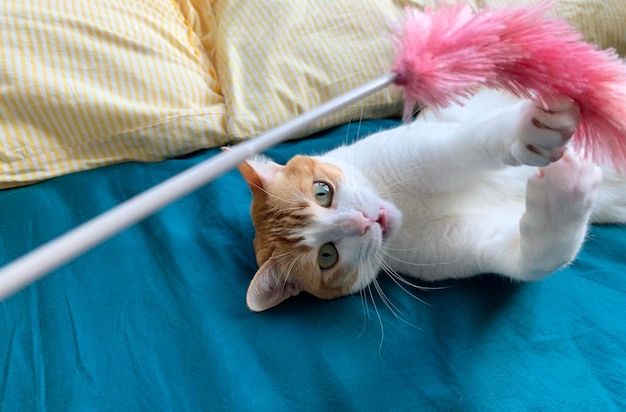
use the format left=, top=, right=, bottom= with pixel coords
left=528, top=152, right=602, bottom=221
left=511, top=97, right=580, bottom=167
left=518, top=152, right=601, bottom=279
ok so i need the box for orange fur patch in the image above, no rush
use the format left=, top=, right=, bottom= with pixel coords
left=241, top=155, right=357, bottom=300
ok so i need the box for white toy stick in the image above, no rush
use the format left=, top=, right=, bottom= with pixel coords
left=0, top=73, right=397, bottom=300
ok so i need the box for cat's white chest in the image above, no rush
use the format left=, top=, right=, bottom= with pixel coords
left=380, top=169, right=529, bottom=280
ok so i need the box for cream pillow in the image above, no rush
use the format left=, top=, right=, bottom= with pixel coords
left=0, top=0, right=227, bottom=188
left=214, top=0, right=625, bottom=142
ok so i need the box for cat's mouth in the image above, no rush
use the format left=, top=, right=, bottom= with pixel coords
left=377, top=208, right=389, bottom=238
left=376, top=202, right=402, bottom=241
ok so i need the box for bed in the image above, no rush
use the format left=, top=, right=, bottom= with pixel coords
left=2, top=1, right=626, bottom=410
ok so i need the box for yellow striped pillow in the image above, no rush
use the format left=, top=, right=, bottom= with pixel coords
left=0, top=0, right=226, bottom=188
left=215, top=0, right=625, bottom=142
left=212, top=0, right=415, bottom=142
left=416, top=0, right=626, bottom=55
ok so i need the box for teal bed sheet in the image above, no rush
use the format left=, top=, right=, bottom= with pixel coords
left=1, top=120, right=625, bottom=410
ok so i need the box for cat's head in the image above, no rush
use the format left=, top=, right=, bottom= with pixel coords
left=238, top=154, right=402, bottom=311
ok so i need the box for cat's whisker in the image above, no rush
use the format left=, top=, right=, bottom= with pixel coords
left=271, top=250, right=297, bottom=261
left=371, top=278, right=399, bottom=317
left=355, top=104, right=365, bottom=144
left=345, top=107, right=355, bottom=148
left=387, top=275, right=432, bottom=308
left=365, top=283, right=385, bottom=355
left=356, top=257, right=389, bottom=340
left=246, top=180, right=301, bottom=206
left=380, top=238, right=453, bottom=261
left=370, top=125, right=399, bottom=168
left=375, top=254, right=435, bottom=308
left=276, top=205, right=306, bottom=213
left=276, top=251, right=302, bottom=292
left=354, top=289, right=371, bottom=340
left=379, top=249, right=453, bottom=267
left=372, top=276, right=420, bottom=329
left=387, top=272, right=452, bottom=292
left=381, top=243, right=429, bottom=252
left=412, top=102, right=426, bottom=119
left=345, top=109, right=366, bottom=188
left=380, top=217, right=448, bottom=239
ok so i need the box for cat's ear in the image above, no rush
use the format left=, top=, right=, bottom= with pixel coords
left=247, top=258, right=300, bottom=312
left=238, top=156, right=283, bottom=192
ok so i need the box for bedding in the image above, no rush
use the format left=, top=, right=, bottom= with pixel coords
left=2, top=0, right=625, bottom=188
left=2, top=0, right=626, bottom=410
left=1, top=120, right=625, bottom=410
left=0, top=0, right=227, bottom=188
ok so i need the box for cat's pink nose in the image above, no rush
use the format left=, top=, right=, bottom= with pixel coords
left=334, top=211, right=375, bottom=237
left=353, top=211, right=375, bottom=236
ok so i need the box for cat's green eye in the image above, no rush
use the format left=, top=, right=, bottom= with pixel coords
left=313, top=181, right=333, bottom=207
left=318, top=243, right=338, bottom=270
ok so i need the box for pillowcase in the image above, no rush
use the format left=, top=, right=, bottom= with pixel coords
left=211, top=0, right=412, bottom=142
left=0, top=0, right=227, bottom=188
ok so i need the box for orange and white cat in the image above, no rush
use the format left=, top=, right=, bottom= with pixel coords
left=239, top=89, right=626, bottom=312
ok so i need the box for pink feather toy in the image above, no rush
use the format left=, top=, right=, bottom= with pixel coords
left=1, top=1, right=625, bottom=299
left=393, top=1, right=626, bottom=166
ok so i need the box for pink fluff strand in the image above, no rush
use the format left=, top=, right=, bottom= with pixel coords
left=393, top=2, right=626, bottom=167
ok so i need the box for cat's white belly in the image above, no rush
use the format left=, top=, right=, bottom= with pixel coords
left=382, top=186, right=527, bottom=281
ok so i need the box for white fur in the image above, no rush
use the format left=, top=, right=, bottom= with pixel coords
left=320, top=90, right=626, bottom=290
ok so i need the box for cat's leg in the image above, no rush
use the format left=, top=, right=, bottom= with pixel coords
left=489, top=153, right=602, bottom=280
left=366, top=94, right=583, bottom=192
left=455, top=95, right=581, bottom=171
left=590, top=166, right=626, bottom=224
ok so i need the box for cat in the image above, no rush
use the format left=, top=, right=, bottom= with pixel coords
left=238, top=89, right=626, bottom=312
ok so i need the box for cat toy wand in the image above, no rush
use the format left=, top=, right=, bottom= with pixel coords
left=1, top=2, right=625, bottom=300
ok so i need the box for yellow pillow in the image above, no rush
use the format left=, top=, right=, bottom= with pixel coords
left=0, top=0, right=227, bottom=188
left=215, top=0, right=625, bottom=142
left=417, top=0, right=626, bottom=55
left=212, top=0, right=415, bottom=142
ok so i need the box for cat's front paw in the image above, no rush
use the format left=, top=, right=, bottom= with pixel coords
left=511, top=97, right=580, bottom=167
